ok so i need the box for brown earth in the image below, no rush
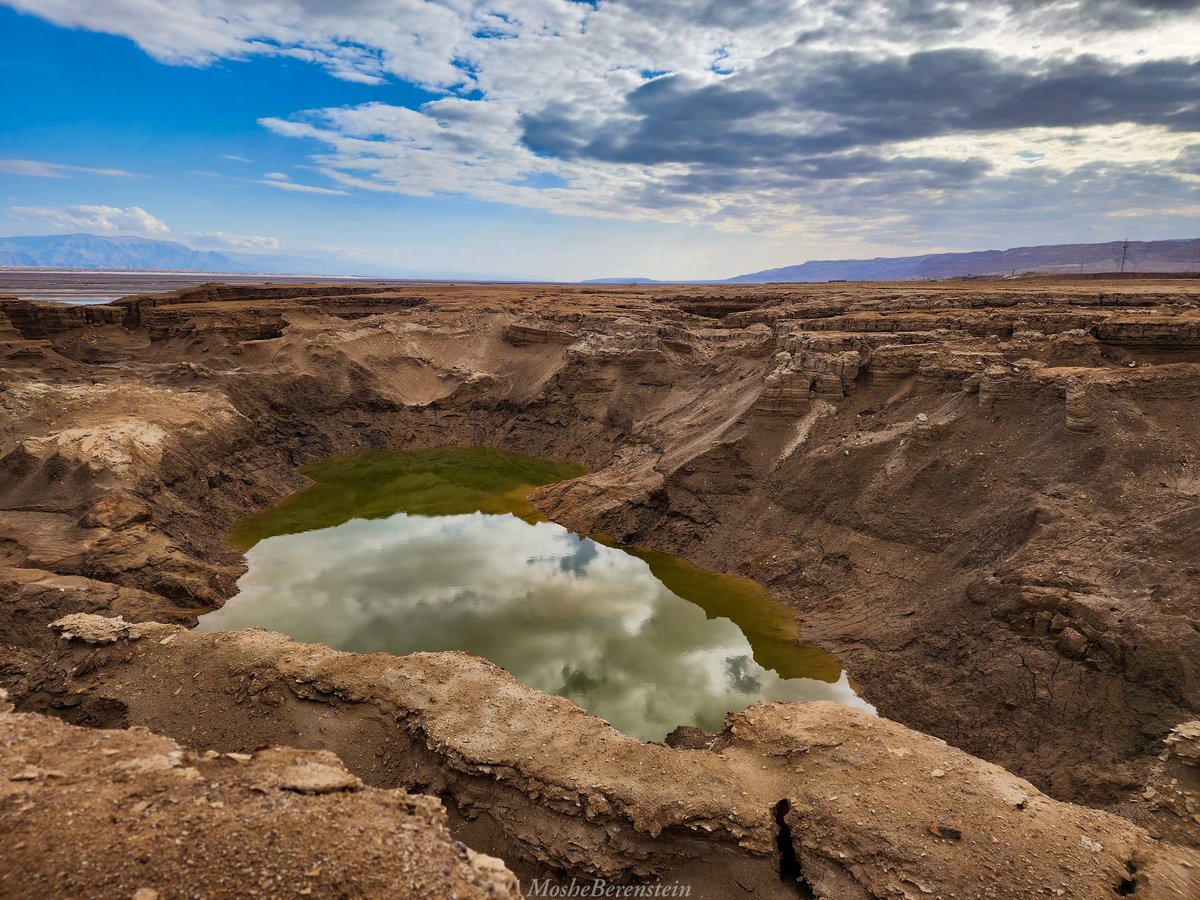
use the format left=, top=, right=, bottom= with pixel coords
left=2, top=277, right=1200, bottom=896
left=0, top=692, right=520, bottom=899
left=11, top=613, right=1200, bottom=899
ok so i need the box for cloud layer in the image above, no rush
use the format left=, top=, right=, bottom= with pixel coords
left=260, top=171, right=349, bottom=195
left=0, top=158, right=138, bottom=178
left=189, top=231, right=282, bottom=251
left=12, top=204, right=170, bottom=236
left=9, top=0, right=1200, bottom=242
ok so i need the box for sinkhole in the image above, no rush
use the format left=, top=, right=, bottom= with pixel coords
left=197, top=446, right=872, bottom=741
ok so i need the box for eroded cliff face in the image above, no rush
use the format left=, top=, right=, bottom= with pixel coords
left=1, top=278, right=1200, bottom=895
left=14, top=614, right=1200, bottom=899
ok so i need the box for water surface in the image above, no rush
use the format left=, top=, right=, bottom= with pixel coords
left=200, top=447, right=871, bottom=740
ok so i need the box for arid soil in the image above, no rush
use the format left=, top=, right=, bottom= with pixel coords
left=2, top=276, right=1200, bottom=896
left=0, top=690, right=519, bottom=899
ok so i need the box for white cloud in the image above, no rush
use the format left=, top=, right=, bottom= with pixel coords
left=263, top=172, right=289, bottom=180
left=189, top=231, right=283, bottom=251
left=12, top=205, right=171, bottom=236
left=221, top=154, right=253, bottom=163
left=6, top=0, right=478, bottom=88
left=10, top=1, right=1200, bottom=243
left=0, top=158, right=138, bottom=178
left=260, top=178, right=349, bottom=195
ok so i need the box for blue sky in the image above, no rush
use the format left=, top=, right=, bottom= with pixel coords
left=1, top=1, right=1198, bottom=280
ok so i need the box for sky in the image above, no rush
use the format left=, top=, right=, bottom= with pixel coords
left=0, top=0, right=1198, bottom=281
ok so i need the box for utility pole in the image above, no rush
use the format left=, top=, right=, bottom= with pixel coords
left=1119, top=238, right=1129, bottom=274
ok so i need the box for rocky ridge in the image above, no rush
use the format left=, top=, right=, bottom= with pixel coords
left=14, top=614, right=1200, bottom=899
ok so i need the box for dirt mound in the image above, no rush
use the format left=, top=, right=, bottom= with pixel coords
left=0, top=699, right=519, bottom=899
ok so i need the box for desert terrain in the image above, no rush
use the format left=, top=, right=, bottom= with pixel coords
left=2, top=276, right=1200, bottom=897
left=0, top=269, right=411, bottom=305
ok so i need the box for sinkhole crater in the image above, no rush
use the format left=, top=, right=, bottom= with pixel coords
left=198, top=446, right=871, bottom=740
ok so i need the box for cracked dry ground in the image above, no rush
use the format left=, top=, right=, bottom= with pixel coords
left=0, top=277, right=1199, bottom=898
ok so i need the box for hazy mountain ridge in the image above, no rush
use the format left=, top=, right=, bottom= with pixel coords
left=6, top=234, right=1199, bottom=284
left=727, top=238, right=1200, bottom=283
left=0, top=233, right=393, bottom=277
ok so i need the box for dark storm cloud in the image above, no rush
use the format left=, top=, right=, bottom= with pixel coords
left=522, top=49, right=1200, bottom=168
left=1175, top=144, right=1200, bottom=173
left=792, top=50, right=1200, bottom=139
left=651, top=154, right=990, bottom=197
left=613, top=0, right=973, bottom=33
left=616, top=156, right=996, bottom=222
left=614, top=0, right=1200, bottom=33
left=612, top=0, right=809, bottom=29
left=795, top=159, right=1200, bottom=246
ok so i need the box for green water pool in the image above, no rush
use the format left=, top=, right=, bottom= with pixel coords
left=199, top=446, right=871, bottom=740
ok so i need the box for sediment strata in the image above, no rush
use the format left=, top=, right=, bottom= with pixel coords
left=15, top=614, right=1200, bottom=898
left=2, top=277, right=1200, bottom=894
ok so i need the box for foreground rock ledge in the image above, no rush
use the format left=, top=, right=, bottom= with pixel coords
left=0, top=705, right=519, bottom=899
left=16, top=614, right=1200, bottom=899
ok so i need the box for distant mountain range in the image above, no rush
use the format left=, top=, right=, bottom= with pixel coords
left=0, top=233, right=396, bottom=277
left=4, top=233, right=1198, bottom=285
left=728, top=238, right=1200, bottom=283
left=586, top=238, right=1200, bottom=285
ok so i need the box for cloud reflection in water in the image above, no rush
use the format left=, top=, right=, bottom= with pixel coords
left=199, top=511, right=872, bottom=740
